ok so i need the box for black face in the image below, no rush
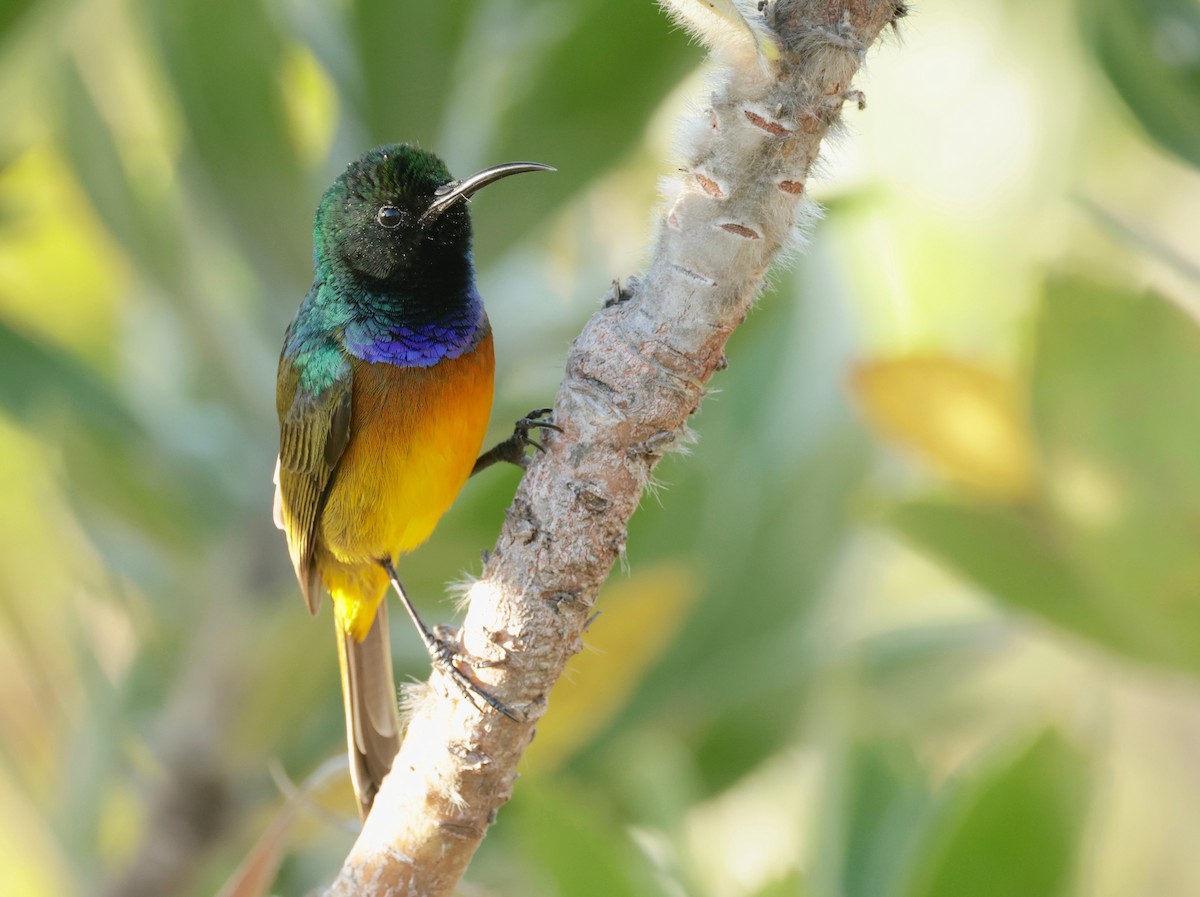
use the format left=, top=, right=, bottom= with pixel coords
left=315, top=144, right=470, bottom=285
left=313, top=145, right=553, bottom=296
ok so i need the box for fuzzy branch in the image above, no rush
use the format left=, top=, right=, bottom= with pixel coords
left=325, top=1, right=900, bottom=893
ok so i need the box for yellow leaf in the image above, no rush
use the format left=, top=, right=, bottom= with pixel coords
left=0, top=147, right=126, bottom=358
left=522, top=564, right=698, bottom=774
left=852, top=355, right=1037, bottom=501
left=279, top=43, right=338, bottom=168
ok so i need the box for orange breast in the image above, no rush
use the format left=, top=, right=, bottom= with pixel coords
left=317, top=329, right=495, bottom=638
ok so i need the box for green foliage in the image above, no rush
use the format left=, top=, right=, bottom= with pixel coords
left=1031, top=279, right=1200, bottom=648
left=889, top=280, right=1200, bottom=675
left=509, top=781, right=667, bottom=897
left=839, top=739, right=932, bottom=897
left=906, top=732, right=1090, bottom=897
left=1081, top=0, right=1200, bottom=168
left=0, top=1, right=1198, bottom=896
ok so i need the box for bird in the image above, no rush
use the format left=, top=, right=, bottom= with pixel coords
left=273, top=144, right=554, bottom=818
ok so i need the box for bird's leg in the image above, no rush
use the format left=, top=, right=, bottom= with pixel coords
left=432, top=623, right=507, bottom=669
left=471, top=408, right=562, bottom=476
left=381, top=559, right=519, bottom=720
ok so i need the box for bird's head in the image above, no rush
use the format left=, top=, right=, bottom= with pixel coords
left=314, top=144, right=552, bottom=288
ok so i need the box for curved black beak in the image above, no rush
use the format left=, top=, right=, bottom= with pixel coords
left=421, top=161, right=555, bottom=224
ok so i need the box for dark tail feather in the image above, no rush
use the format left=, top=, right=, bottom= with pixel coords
left=335, top=603, right=401, bottom=819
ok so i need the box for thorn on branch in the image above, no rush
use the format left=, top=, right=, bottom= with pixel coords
left=744, top=108, right=794, bottom=137
left=718, top=222, right=761, bottom=240
left=602, top=278, right=636, bottom=307
left=693, top=172, right=725, bottom=197
left=843, top=89, right=867, bottom=110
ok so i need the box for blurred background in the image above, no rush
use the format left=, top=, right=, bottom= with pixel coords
left=2, top=0, right=1199, bottom=895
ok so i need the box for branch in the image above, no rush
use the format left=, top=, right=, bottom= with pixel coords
left=325, top=1, right=900, bottom=893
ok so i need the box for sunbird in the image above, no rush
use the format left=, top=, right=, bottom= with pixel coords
left=273, top=144, right=554, bottom=817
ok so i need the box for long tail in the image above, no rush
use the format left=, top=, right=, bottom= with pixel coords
left=335, top=602, right=402, bottom=819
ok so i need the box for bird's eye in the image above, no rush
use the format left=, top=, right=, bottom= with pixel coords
left=376, top=206, right=403, bottom=229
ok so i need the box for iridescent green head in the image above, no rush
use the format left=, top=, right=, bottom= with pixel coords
left=314, top=144, right=552, bottom=287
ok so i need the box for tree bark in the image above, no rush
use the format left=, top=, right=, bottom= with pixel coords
left=325, top=1, right=901, bottom=893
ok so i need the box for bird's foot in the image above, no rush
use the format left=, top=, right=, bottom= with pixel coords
left=427, top=627, right=520, bottom=720
left=431, top=623, right=507, bottom=669
left=382, top=559, right=519, bottom=720
left=471, top=408, right=562, bottom=475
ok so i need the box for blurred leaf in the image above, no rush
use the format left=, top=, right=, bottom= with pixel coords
left=475, top=0, right=699, bottom=260
left=1079, top=198, right=1200, bottom=286
left=886, top=500, right=1138, bottom=656
left=840, top=740, right=935, bottom=897
left=636, top=275, right=873, bottom=733
left=347, top=0, right=475, bottom=145
left=753, top=870, right=807, bottom=897
left=1033, top=279, right=1200, bottom=670
left=0, top=0, right=36, bottom=48
left=57, top=59, right=186, bottom=292
left=888, top=279, right=1200, bottom=676
left=523, top=563, right=698, bottom=774
left=0, top=315, right=137, bottom=435
left=56, top=632, right=125, bottom=883
left=852, top=355, right=1037, bottom=502
left=1080, top=0, right=1200, bottom=169
left=646, top=425, right=868, bottom=795
left=510, top=780, right=665, bottom=897
left=679, top=746, right=823, bottom=897
left=0, top=146, right=125, bottom=359
left=686, top=694, right=807, bottom=805
left=214, top=757, right=346, bottom=897
left=905, top=731, right=1089, bottom=897
left=0, top=316, right=225, bottom=551
left=857, top=622, right=1011, bottom=702
left=226, top=600, right=345, bottom=777
left=278, top=43, right=339, bottom=168
left=141, top=0, right=311, bottom=279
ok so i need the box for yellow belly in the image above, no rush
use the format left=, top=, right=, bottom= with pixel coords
left=318, top=331, right=495, bottom=639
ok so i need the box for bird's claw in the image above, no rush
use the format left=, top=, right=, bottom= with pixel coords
left=472, top=408, right=561, bottom=475
left=513, top=408, right=562, bottom=456
left=431, top=623, right=507, bottom=669
left=430, top=644, right=520, bottom=720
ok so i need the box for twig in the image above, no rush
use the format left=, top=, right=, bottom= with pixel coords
left=325, top=2, right=900, bottom=894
